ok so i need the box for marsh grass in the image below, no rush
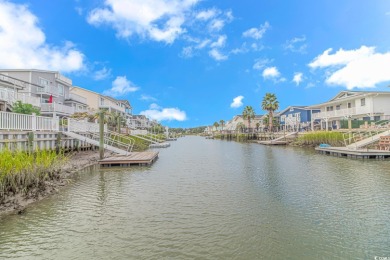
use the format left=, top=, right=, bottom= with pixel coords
left=0, top=149, right=67, bottom=200
left=296, top=131, right=344, bottom=146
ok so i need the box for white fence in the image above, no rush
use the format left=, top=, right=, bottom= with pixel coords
left=68, top=118, right=107, bottom=133
left=0, top=111, right=59, bottom=131
left=41, top=103, right=75, bottom=115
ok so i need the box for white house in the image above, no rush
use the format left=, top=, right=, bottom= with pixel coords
left=307, top=91, right=390, bottom=130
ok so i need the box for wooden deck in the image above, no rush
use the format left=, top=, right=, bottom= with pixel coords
left=315, top=146, right=390, bottom=159
left=258, top=140, right=288, bottom=145
left=99, top=151, right=159, bottom=167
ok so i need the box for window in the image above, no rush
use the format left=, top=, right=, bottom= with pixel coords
left=361, top=98, right=366, bottom=106
left=336, top=105, right=341, bottom=110
left=348, top=102, right=352, bottom=108
left=58, top=84, right=64, bottom=96
left=39, top=77, right=49, bottom=87
left=326, top=106, right=333, bottom=111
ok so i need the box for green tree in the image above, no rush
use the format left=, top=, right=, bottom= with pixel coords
left=261, top=93, right=279, bottom=131
left=12, top=101, right=41, bottom=115
left=242, top=106, right=255, bottom=131
left=255, top=122, right=260, bottom=132
left=213, top=122, right=219, bottom=131
left=219, top=120, right=225, bottom=131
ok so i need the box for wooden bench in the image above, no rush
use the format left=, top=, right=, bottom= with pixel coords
left=377, top=136, right=390, bottom=150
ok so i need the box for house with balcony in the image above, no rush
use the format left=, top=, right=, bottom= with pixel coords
left=307, top=91, right=390, bottom=130
left=127, top=115, right=156, bottom=129
left=279, top=106, right=320, bottom=131
left=0, top=69, right=88, bottom=117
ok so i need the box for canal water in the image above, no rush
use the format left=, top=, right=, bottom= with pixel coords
left=0, top=136, right=389, bottom=259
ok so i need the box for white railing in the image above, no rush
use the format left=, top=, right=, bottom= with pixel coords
left=313, top=107, right=357, bottom=119
left=65, top=93, right=87, bottom=104
left=0, top=74, right=26, bottom=88
left=41, top=103, right=75, bottom=115
left=99, top=100, right=125, bottom=113
left=0, top=88, right=16, bottom=103
left=130, top=129, right=148, bottom=135
left=68, top=119, right=106, bottom=133
left=74, top=106, right=89, bottom=113
left=36, top=85, right=59, bottom=96
left=0, top=111, right=59, bottom=131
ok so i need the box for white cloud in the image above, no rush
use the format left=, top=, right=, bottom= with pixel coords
left=262, top=67, right=280, bottom=79
left=309, top=46, right=390, bottom=89
left=93, top=67, right=111, bottom=80
left=284, top=36, right=307, bottom=53
left=230, top=96, right=244, bottom=108
left=181, top=46, right=194, bottom=58
left=209, top=19, right=225, bottom=31
left=87, top=0, right=199, bottom=44
left=140, top=94, right=157, bottom=101
left=210, top=35, right=227, bottom=48
left=243, top=22, right=270, bottom=40
left=209, top=49, right=228, bottom=61
left=253, top=58, right=272, bottom=70
left=104, top=76, right=139, bottom=97
left=0, top=1, right=85, bottom=72
left=149, top=103, right=161, bottom=109
left=196, top=9, right=217, bottom=20
left=292, top=72, right=303, bottom=85
left=140, top=106, right=187, bottom=121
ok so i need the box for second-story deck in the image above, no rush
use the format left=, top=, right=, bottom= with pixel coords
left=99, top=100, right=125, bottom=113
left=36, top=85, right=59, bottom=97
left=41, top=103, right=75, bottom=115
left=312, top=107, right=373, bottom=119
left=65, top=93, right=87, bottom=104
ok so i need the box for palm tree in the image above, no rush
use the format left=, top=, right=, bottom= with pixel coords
left=261, top=93, right=279, bottom=131
left=242, top=106, right=255, bottom=132
left=219, top=120, right=225, bottom=131
left=213, top=122, right=219, bottom=132
left=256, top=122, right=260, bottom=132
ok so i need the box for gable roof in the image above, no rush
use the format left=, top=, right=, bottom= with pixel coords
left=278, top=106, right=309, bottom=115
left=307, top=90, right=390, bottom=108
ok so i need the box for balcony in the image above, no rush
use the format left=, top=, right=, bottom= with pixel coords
left=0, top=88, right=40, bottom=107
left=41, top=103, right=75, bottom=115
left=99, top=100, right=125, bottom=113
left=36, top=85, right=59, bottom=97
left=0, top=74, right=27, bottom=89
left=313, top=107, right=358, bottom=119
left=65, top=93, right=87, bottom=104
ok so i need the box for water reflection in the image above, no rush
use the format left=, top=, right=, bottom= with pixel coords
left=0, top=136, right=389, bottom=259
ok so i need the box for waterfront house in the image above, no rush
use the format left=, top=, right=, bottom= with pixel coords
left=307, top=91, right=390, bottom=130
left=224, top=115, right=263, bottom=132
left=127, top=115, right=157, bottom=130
left=0, top=69, right=88, bottom=117
left=279, top=106, right=320, bottom=131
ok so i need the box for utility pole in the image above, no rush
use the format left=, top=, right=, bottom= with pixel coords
left=99, top=111, right=104, bottom=160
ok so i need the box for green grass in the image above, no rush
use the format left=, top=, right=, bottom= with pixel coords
left=295, top=131, right=344, bottom=146
left=0, top=149, right=66, bottom=200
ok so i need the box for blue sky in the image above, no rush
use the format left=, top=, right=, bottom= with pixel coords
left=1, top=0, right=390, bottom=127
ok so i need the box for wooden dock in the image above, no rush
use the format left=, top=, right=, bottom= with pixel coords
left=99, top=151, right=159, bottom=167
left=258, top=140, right=287, bottom=145
left=315, top=146, right=390, bottom=159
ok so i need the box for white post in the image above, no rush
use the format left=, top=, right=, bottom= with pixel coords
left=32, top=113, right=36, bottom=131
left=54, top=116, right=59, bottom=131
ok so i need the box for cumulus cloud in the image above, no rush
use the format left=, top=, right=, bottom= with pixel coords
left=262, top=67, right=280, bottom=78
left=196, top=9, right=217, bottom=20
left=104, top=76, right=139, bottom=97
left=292, top=72, right=303, bottom=85
left=243, top=22, right=270, bottom=40
left=93, top=67, right=111, bottom=80
left=309, top=46, right=390, bottom=89
left=209, top=49, right=228, bottom=61
left=0, top=1, right=85, bottom=72
left=284, top=36, right=307, bottom=53
left=87, top=0, right=199, bottom=44
left=140, top=106, right=187, bottom=121
left=230, top=96, right=244, bottom=108
left=210, top=35, right=227, bottom=48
